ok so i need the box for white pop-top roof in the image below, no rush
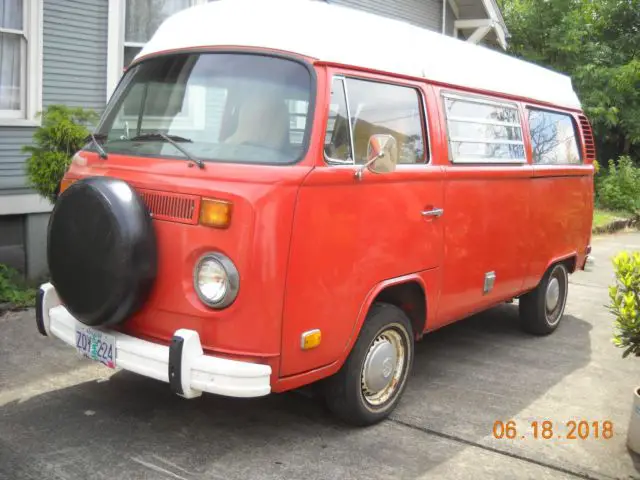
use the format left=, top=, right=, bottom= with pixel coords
left=136, top=0, right=582, bottom=110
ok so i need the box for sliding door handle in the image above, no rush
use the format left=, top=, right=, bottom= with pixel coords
left=421, top=208, right=444, bottom=218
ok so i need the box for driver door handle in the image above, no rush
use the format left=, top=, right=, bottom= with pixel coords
left=421, top=208, right=444, bottom=218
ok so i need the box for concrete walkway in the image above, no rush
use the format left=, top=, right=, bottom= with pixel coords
left=1, top=232, right=640, bottom=479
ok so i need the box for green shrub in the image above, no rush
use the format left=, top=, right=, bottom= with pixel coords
left=0, top=264, right=36, bottom=309
left=609, top=251, right=640, bottom=358
left=22, top=105, right=98, bottom=202
left=593, top=159, right=603, bottom=204
left=597, top=156, right=640, bottom=214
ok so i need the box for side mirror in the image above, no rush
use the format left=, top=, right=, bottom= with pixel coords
left=355, top=134, right=398, bottom=180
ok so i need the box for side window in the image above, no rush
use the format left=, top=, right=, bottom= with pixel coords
left=324, top=78, right=352, bottom=162
left=528, top=109, right=581, bottom=165
left=443, top=93, right=525, bottom=164
left=345, top=78, right=426, bottom=164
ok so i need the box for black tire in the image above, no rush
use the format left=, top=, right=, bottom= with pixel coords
left=519, top=263, right=569, bottom=335
left=323, top=302, right=414, bottom=426
left=47, top=176, right=157, bottom=327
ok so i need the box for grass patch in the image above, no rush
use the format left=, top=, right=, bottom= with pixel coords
left=593, top=209, right=631, bottom=229
left=0, top=264, right=37, bottom=310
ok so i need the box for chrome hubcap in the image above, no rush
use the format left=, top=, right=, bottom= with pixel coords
left=545, top=266, right=567, bottom=326
left=361, top=329, right=406, bottom=406
left=363, top=340, right=397, bottom=393
left=546, top=277, right=560, bottom=312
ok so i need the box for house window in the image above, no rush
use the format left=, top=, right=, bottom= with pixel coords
left=0, top=0, right=41, bottom=123
left=108, top=0, right=211, bottom=101
left=288, top=99, right=308, bottom=146
left=528, top=108, right=581, bottom=165
left=123, top=0, right=194, bottom=68
left=442, top=92, right=526, bottom=164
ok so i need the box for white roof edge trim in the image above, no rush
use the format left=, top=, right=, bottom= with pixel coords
left=135, top=0, right=582, bottom=110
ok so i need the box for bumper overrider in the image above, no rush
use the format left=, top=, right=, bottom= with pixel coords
left=36, top=283, right=272, bottom=399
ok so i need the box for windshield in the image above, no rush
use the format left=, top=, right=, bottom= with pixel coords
left=92, top=53, right=314, bottom=165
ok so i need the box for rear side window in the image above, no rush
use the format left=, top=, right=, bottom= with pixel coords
left=442, top=93, right=525, bottom=164
left=528, top=109, right=581, bottom=165
left=324, top=76, right=427, bottom=165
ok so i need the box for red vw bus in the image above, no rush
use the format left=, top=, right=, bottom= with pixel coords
left=35, top=0, right=594, bottom=426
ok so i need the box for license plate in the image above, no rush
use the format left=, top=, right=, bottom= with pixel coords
left=75, top=326, right=116, bottom=369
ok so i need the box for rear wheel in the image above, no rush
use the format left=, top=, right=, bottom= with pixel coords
left=519, top=263, right=569, bottom=335
left=323, top=303, right=414, bottom=426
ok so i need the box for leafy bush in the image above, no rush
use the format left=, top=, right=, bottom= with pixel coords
left=593, top=159, right=604, bottom=205
left=597, top=156, right=640, bottom=214
left=22, top=105, right=98, bottom=202
left=0, top=264, right=36, bottom=309
left=609, top=251, right=640, bottom=358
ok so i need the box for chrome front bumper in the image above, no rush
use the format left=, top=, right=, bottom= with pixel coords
left=36, top=283, right=272, bottom=399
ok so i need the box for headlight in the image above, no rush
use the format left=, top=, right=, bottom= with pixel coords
left=193, top=253, right=239, bottom=308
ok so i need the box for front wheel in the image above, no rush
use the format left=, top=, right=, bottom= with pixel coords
left=519, top=263, right=569, bottom=335
left=322, top=302, right=414, bottom=426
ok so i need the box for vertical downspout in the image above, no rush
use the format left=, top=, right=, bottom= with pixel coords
left=442, top=0, right=447, bottom=34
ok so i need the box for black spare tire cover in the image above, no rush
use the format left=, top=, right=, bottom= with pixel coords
left=47, top=176, right=157, bottom=327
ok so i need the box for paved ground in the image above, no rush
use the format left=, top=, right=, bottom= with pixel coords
left=2, top=232, right=640, bottom=480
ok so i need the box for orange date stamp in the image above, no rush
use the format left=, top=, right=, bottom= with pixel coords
left=492, top=420, right=614, bottom=440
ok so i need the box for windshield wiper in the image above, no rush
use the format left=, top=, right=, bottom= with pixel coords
left=85, top=133, right=108, bottom=159
left=129, top=132, right=205, bottom=169
left=130, top=132, right=192, bottom=143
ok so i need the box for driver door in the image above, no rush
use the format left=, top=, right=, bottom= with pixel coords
left=279, top=72, right=444, bottom=377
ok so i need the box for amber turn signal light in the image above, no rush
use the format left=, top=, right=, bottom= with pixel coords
left=199, top=198, right=232, bottom=228
left=301, top=329, right=322, bottom=350
left=59, top=177, right=77, bottom=194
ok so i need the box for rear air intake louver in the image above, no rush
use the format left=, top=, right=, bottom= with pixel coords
left=137, top=189, right=200, bottom=225
left=578, top=114, right=596, bottom=162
